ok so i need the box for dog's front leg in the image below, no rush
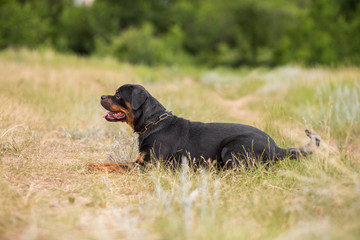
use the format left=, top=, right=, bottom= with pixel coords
left=87, top=162, right=133, bottom=173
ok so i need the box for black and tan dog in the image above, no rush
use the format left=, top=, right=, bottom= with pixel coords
left=88, top=84, right=320, bottom=172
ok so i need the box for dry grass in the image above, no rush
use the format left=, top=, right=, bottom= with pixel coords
left=0, top=49, right=360, bottom=240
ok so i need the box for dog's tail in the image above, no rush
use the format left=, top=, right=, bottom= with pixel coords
left=277, top=129, right=321, bottom=159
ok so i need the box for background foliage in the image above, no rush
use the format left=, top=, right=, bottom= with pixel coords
left=1, top=0, right=359, bottom=66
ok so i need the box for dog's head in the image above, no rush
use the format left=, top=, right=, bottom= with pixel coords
left=101, top=84, right=150, bottom=129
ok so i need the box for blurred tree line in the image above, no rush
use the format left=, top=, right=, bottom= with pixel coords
left=0, top=0, right=359, bottom=66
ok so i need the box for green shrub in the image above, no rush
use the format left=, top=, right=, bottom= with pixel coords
left=108, top=23, right=188, bottom=65
left=58, top=5, right=95, bottom=55
left=115, top=23, right=162, bottom=65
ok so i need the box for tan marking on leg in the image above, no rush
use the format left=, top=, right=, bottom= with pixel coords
left=87, top=162, right=132, bottom=173
left=135, top=152, right=147, bottom=164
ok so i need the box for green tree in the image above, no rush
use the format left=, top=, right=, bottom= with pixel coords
left=58, top=4, right=95, bottom=55
left=0, top=0, right=49, bottom=49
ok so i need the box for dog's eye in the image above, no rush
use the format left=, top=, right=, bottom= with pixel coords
left=115, top=92, right=121, bottom=100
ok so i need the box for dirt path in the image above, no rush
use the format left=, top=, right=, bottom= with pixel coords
left=213, top=93, right=261, bottom=125
left=179, top=76, right=261, bottom=125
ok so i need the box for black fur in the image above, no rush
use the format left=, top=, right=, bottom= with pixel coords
left=101, top=84, right=320, bottom=168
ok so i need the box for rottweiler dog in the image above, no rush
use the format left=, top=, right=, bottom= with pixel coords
left=88, top=84, right=320, bottom=172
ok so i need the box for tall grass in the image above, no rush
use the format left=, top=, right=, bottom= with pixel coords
left=135, top=153, right=360, bottom=240
left=257, top=66, right=360, bottom=143
left=304, top=81, right=360, bottom=141
left=0, top=49, right=360, bottom=239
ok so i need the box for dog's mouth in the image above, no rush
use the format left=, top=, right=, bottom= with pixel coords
left=103, top=111, right=126, bottom=122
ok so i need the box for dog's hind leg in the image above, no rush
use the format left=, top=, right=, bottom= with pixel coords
left=220, top=143, right=253, bottom=168
left=280, top=129, right=321, bottom=159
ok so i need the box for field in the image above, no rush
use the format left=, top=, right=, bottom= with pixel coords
left=1, top=49, right=360, bottom=240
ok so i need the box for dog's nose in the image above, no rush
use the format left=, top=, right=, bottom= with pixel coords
left=101, top=95, right=107, bottom=100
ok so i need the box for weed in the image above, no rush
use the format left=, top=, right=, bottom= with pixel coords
left=107, top=129, right=137, bottom=163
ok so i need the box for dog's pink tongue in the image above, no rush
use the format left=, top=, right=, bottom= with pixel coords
left=103, top=112, right=125, bottom=119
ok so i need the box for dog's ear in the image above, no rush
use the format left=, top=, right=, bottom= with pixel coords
left=131, top=86, right=148, bottom=110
